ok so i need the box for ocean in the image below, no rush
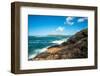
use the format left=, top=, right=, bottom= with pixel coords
left=28, top=35, right=70, bottom=60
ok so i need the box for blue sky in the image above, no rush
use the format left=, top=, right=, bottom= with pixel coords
left=28, top=15, right=88, bottom=36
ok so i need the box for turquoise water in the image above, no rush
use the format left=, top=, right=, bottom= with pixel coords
left=28, top=35, right=70, bottom=60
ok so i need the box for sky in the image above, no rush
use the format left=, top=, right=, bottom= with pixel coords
left=28, top=15, right=88, bottom=36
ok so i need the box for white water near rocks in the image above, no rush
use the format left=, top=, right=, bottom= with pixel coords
left=28, top=36, right=70, bottom=60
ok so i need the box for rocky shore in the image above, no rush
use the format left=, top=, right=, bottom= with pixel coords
left=33, top=28, right=88, bottom=60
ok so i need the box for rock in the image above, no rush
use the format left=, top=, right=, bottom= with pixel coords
left=34, top=28, right=88, bottom=60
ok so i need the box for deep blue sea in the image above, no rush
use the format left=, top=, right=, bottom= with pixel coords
left=28, top=35, right=70, bottom=60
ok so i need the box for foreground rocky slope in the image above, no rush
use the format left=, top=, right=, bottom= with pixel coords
left=33, top=28, right=88, bottom=60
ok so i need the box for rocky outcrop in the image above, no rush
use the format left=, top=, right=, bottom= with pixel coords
left=33, top=28, right=88, bottom=60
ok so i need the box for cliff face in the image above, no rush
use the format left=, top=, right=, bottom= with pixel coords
left=33, top=28, right=88, bottom=60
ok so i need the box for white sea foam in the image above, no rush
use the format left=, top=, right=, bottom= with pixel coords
left=52, top=38, right=67, bottom=44
left=29, top=54, right=37, bottom=59
left=29, top=46, right=48, bottom=59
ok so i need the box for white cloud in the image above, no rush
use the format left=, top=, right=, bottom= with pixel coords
left=77, top=17, right=87, bottom=23
left=56, top=26, right=64, bottom=32
left=64, top=17, right=74, bottom=25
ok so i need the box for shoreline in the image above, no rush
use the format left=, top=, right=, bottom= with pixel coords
left=33, top=28, right=88, bottom=60
left=28, top=37, right=68, bottom=60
